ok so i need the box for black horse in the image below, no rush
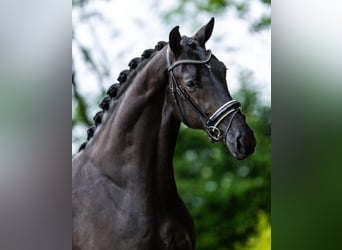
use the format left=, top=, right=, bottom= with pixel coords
left=72, top=18, right=256, bottom=250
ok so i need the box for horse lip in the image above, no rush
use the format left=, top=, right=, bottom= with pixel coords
left=229, top=148, right=250, bottom=160
left=233, top=152, right=250, bottom=160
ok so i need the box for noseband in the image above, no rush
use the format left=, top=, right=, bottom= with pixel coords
left=166, top=47, right=241, bottom=142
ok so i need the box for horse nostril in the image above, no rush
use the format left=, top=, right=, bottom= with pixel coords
left=236, top=135, right=247, bottom=154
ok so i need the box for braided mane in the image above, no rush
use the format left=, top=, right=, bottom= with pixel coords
left=78, top=41, right=168, bottom=152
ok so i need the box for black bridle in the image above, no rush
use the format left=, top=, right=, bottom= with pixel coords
left=166, top=46, right=241, bottom=142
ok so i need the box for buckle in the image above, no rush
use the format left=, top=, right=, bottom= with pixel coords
left=207, top=126, right=221, bottom=143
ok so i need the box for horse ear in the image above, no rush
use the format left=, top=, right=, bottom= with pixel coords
left=193, top=17, right=215, bottom=45
left=169, top=26, right=181, bottom=55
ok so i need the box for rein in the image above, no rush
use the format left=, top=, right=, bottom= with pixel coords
left=166, top=46, right=241, bottom=142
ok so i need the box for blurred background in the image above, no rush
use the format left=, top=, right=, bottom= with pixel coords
left=72, top=0, right=271, bottom=249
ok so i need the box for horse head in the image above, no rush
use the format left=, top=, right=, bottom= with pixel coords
left=167, top=17, right=256, bottom=160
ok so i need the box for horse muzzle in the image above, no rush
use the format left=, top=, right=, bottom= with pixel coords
left=225, top=126, right=256, bottom=160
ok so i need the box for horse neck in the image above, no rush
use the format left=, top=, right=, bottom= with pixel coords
left=77, top=46, right=184, bottom=197
left=156, top=100, right=181, bottom=191
left=85, top=48, right=169, bottom=173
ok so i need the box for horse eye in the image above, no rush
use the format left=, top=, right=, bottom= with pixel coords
left=184, top=80, right=197, bottom=92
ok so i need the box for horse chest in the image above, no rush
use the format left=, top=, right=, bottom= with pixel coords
left=158, top=220, right=194, bottom=250
left=73, top=166, right=195, bottom=250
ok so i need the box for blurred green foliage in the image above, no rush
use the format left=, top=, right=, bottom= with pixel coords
left=174, top=71, right=270, bottom=249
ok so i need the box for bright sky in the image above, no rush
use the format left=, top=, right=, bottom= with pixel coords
left=72, top=0, right=270, bottom=153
